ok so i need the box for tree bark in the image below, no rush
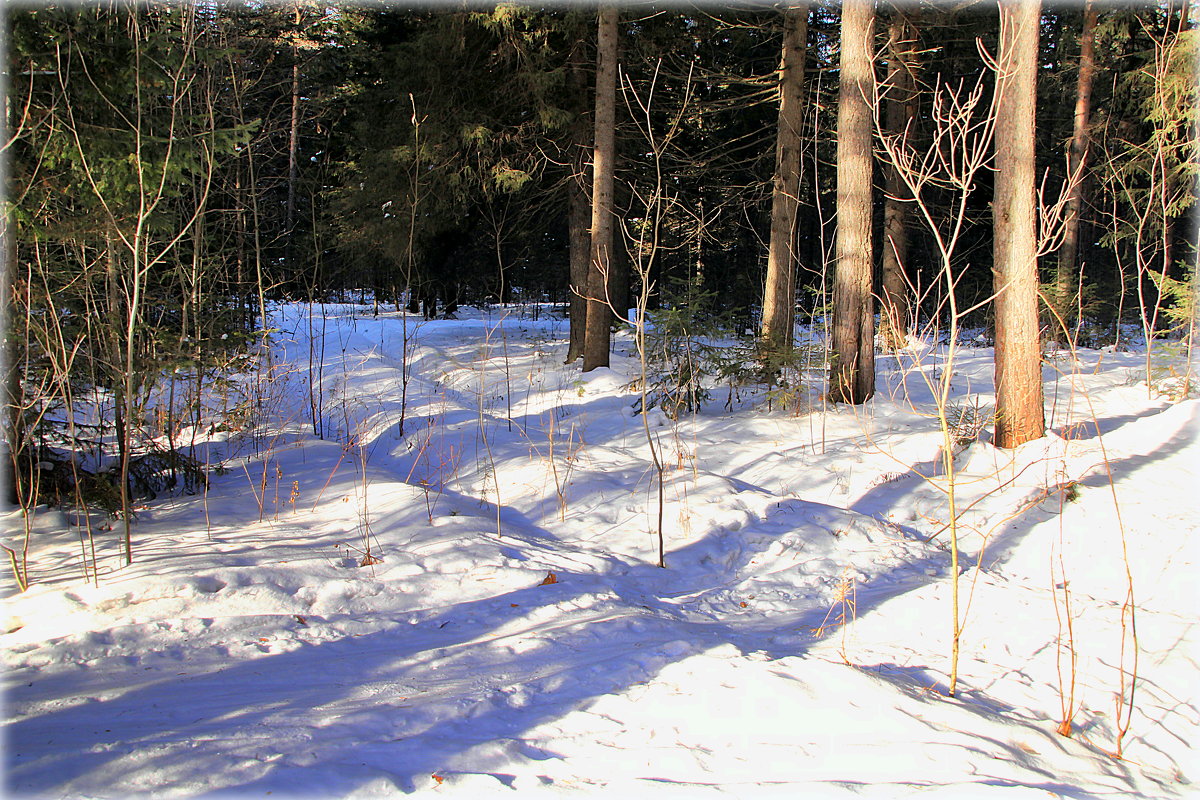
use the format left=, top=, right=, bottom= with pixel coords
left=1053, top=0, right=1098, bottom=340
left=880, top=8, right=917, bottom=348
left=286, top=4, right=302, bottom=239
left=565, top=45, right=591, bottom=363
left=993, top=0, right=1045, bottom=448
left=760, top=3, right=810, bottom=355
left=829, top=0, right=876, bottom=405
left=566, top=170, right=591, bottom=362
left=583, top=6, right=618, bottom=373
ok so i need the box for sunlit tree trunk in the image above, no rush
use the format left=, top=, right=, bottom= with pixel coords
left=829, top=0, right=876, bottom=405
left=760, top=3, right=810, bottom=355
left=583, top=6, right=618, bottom=372
left=993, top=0, right=1045, bottom=448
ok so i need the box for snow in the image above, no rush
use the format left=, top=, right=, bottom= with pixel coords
left=4, top=302, right=1198, bottom=798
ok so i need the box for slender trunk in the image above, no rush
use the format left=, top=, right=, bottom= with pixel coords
left=993, top=0, right=1046, bottom=448
left=118, top=239, right=141, bottom=566
left=829, top=0, right=876, bottom=405
left=1053, top=1, right=1099, bottom=341
left=880, top=8, right=917, bottom=348
left=286, top=4, right=302, bottom=240
left=567, top=167, right=590, bottom=362
left=103, top=226, right=134, bottom=564
left=246, top=129, right=273, bottom=374
left=3, top=214, right=28, bottom=509
left=761, top=3, right=810, bottom=354
left=234, top=168, right=250, bottom=330
left=583, top=7, right=618, bottom=372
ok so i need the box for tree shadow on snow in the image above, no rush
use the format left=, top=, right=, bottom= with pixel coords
left=7, top=394, right=1194, bottom=798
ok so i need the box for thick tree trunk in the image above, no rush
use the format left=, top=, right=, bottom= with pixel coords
left=993, top=0, right=1045, bottom=448
left=1053, top=1, right=1098, bottom=340
left=760, top=3, right=810, bottom=355
left=880, top=9, right=917, bottom=348
left=565, top=47, right=591, bottom=363
left=829, top=0, right=876, bottom=405
left=583, top=6, right=618, bottom=373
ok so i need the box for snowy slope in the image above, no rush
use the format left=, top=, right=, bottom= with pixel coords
left=4, top=303, right=1197, bottom=798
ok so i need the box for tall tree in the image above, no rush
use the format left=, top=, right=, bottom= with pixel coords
left=566, top=41, right=592, bottom=363
left=286, top=2, right=303, bottom=239
left=993, top=0, right=1045, bottom=448
left=583, top=6, right=618, bottom=372
left=879, top=7, right=919, bottom=347
left=829, top=0, right=876, bottom=404
left=1051, top=1, right=1099, bottom=340
left=760, top=3, right=810, bottom=356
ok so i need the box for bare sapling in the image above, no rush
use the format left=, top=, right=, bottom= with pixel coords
left=1072, top=384, right=1139, bottom=759
left=306, top=298, right=328, bottom=439
left=870, top=2, right=1083, bottom=688
left=800, top=57, right=835, bottom=455
left=4, top=277, right=51, bottom=590
left=240, top=459, right=265, bottom=520
left=1096, top=17, right=1197, bottom=399
left=544, top=408, right=580, bottom=523
left=1051, top=512, right=1079, bottom=738
left=614, top=59, right=697, bottom=568
left=477, top=314, right=506, bottom=538
left=873, top=64, right=1001, bottom=696
left=813, top=565, right=858, bottom=665
left=397, top=94, right=425, bottom=440
left=10, top=246, right=102, bottom=587
left=58, top=7, right=227, bottom=566
left=403, top=382, right=459, bottom=523
left=353, top=424, right=382, bottom=567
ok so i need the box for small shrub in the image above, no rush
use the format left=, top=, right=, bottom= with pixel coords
left=945, top=398, right=995, bottom=448
left=631, top=277, right=733, bottom=420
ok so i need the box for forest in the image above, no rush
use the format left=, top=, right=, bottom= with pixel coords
left=3, top=1, right=1199, bottom=797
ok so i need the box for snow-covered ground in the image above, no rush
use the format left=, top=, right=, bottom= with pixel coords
left=4, top=303, right=1198, bottom=798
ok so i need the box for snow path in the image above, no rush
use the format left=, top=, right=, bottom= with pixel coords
left=4, top=304, right=1197, bottom=798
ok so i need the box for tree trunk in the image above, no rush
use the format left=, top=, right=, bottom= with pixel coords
left=567, top=179, right=591, bottom=361
left=760, top=3, right=810, bottom=355
left=880, top=8, right=917, bottom=348
left=583, top=6, right=618, bottom=373
left=608, top=210, right=631, bottom=321
left=3, top=217, right=30, bottom=508
left=829, top=0, right=876, bottom=405
left=993, top=0, right=1045, bottom=448
left=286, top=4, right=302, bottom=240
left=566, top=44, right=591, bottom=363
left=1053, top=1, right=1098, bottom=341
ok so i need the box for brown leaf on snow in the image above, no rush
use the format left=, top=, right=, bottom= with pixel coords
left=539, top=572, right=558, bottom=586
